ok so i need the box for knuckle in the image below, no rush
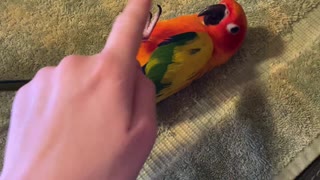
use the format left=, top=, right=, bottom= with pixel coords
left=59, top=54, right=88, bottom=67
left=59, top=55, right=78, bottom=66
left=32, top=66, right=54, bottom=83
left=56, top=54, right=88, bottom=74
left=35, top=66, right=53, bottom=77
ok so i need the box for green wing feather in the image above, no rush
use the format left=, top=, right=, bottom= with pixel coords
left=142, top=31, right=214, bottom=101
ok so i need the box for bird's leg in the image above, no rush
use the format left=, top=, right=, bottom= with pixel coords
left=142, top=5, right=162, bottom=41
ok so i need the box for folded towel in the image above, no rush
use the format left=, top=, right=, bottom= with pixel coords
left=0, top=0, right=319, bottom=179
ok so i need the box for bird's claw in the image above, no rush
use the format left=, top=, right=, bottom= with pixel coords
left=143, top=5, right=162, bottom=41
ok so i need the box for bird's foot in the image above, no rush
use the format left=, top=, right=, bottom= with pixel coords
left=142, top=5, right=162, bottom=41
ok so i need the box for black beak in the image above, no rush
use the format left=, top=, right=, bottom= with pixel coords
left=198, top=4, right=226, bottom=26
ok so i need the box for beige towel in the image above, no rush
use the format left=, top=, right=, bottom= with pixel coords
left=0, top=0, right=319, bottom=179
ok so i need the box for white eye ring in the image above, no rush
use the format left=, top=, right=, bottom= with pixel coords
left=227, top=23, right=240, bottom=35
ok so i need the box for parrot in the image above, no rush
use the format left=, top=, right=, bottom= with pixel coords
left=138, top=0, right=248, bottom=103
left=0, top=0, right=248, bottom=104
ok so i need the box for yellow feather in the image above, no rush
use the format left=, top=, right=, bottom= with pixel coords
left=156, top=32, right=214, bottom=102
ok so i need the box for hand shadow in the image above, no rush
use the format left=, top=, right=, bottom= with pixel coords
left=154, top=84, right=277, bottom=179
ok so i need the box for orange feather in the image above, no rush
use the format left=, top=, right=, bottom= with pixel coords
left=136, top=14, right=208, bottom=67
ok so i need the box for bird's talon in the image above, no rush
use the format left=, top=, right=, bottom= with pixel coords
left=149, top=12, right=153, bottom=20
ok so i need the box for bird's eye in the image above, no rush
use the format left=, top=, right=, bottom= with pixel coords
left=227, top=23, right=240, bottom=35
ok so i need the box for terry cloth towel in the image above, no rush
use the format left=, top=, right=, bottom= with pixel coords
left=0, top=0, right=319, bottom=179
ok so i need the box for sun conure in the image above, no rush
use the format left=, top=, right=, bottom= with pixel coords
left=138, top=0, right=248, bottom=103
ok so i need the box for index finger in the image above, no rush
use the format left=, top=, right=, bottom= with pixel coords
left=102, top=0, right=152, bottom=59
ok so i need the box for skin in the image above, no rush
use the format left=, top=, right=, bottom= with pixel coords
left=0, top=0, right=157, bottom=179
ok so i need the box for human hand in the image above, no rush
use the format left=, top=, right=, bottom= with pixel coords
left=0, top=0, right=157, bottom=179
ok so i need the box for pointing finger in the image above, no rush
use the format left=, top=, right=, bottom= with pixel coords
left=102, top=0, right=152, bottom=62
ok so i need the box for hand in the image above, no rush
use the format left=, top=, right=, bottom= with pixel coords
left=0, top=0, right=157, bottom=179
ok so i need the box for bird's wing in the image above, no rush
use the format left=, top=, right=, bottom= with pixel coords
left=142, top=31, right=214, bottom=102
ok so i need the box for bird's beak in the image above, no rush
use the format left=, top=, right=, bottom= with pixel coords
left=198, top=4, right=226, bottom=25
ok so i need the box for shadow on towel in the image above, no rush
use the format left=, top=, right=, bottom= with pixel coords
left=155, top=83, right=285, bottom=179
left=149, top=26, right=287, bottom=179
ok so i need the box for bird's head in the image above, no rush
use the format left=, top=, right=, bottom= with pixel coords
left=198, top=0, right=247, bottom=55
